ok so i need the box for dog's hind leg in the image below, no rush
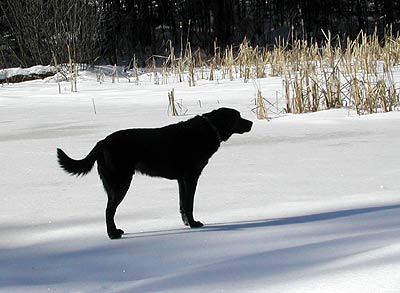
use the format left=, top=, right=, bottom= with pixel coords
left=98, top=161, right=132, bottom=239
left=178, top=175, right=203, bottom=228
left=104, top=175, right=132, bottom=239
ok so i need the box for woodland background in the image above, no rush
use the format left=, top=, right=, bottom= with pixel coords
left=1, top=0, right=400, bottom=68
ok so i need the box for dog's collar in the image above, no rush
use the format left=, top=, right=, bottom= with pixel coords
left=200, top=115, right=223, bottom=143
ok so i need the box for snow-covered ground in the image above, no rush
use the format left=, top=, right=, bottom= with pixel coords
left=1, top=70, right=400, bottom=292
left=0, top=65, right=57, bottom=82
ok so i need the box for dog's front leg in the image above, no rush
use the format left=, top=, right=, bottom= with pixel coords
left=178, top=176, right=203, bottom=228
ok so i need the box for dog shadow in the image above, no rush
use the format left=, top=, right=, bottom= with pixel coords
left=123, top=203, right=400, bottom=239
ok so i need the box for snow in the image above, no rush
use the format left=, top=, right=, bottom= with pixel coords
left=1, top=69, right=400, bottom=292
left=0, top=65, right=56, bottom=81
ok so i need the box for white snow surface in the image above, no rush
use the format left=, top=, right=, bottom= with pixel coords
left=1, top=70, right=400, bottom=292
left=0, top=65, right=56, bottom=80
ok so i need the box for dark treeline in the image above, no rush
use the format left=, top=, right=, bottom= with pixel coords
left=1, top=0, right=399, bottom=68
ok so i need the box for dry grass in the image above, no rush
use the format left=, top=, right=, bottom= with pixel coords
left=49, top=28, right=399, bottom=116
left=168, top=88, right=178, bottom=116
left=141, top=29, right=400, bottom=117
left=253, top=85, right=268, bottom=120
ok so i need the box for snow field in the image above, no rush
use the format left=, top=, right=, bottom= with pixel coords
left=1, top=70, right=400, bottom=292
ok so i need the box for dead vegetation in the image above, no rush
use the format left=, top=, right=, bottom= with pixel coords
left=146, top=28, right=400, bottom=117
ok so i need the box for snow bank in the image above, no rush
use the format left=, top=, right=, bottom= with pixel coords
left=0, top=65, right=56, bottom=83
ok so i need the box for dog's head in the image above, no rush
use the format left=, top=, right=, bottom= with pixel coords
left=204, top=108, right=253, bottom=141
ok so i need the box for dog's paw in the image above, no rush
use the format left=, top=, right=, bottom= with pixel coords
left=181, top=213, right=203, bottom=228
left=108, top=229, right=124, bottom=239
left=189, top=221, right=204, bottom=228
left=181, top=214, right=190, bottom=226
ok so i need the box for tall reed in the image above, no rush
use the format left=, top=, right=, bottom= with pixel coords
left=147, top=29, right=400, bottom=117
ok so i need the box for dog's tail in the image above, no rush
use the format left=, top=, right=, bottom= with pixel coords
left=57, top=140, right=103, bottom=176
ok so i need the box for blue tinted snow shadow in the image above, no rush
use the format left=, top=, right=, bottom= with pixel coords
left=204, top=204, right=400, bottom=231
left=123, top=203, right=400, bottom=238
left=2, top=203, right=400, bottom=291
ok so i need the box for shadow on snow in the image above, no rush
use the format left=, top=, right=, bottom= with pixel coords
left=124, top=203, right=400, bottom=238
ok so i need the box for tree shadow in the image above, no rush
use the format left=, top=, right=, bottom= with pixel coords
left=3, top=203, right=400, bottom=290
left=124, top=203, right=400, bottom=239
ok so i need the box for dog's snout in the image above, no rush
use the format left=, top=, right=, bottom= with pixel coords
left=246, top=120, right=253, bottom=131
left=237, top=118, right=253, bottom=133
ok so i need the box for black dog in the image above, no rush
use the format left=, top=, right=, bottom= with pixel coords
left=57, top=108, right=252, bottom=239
